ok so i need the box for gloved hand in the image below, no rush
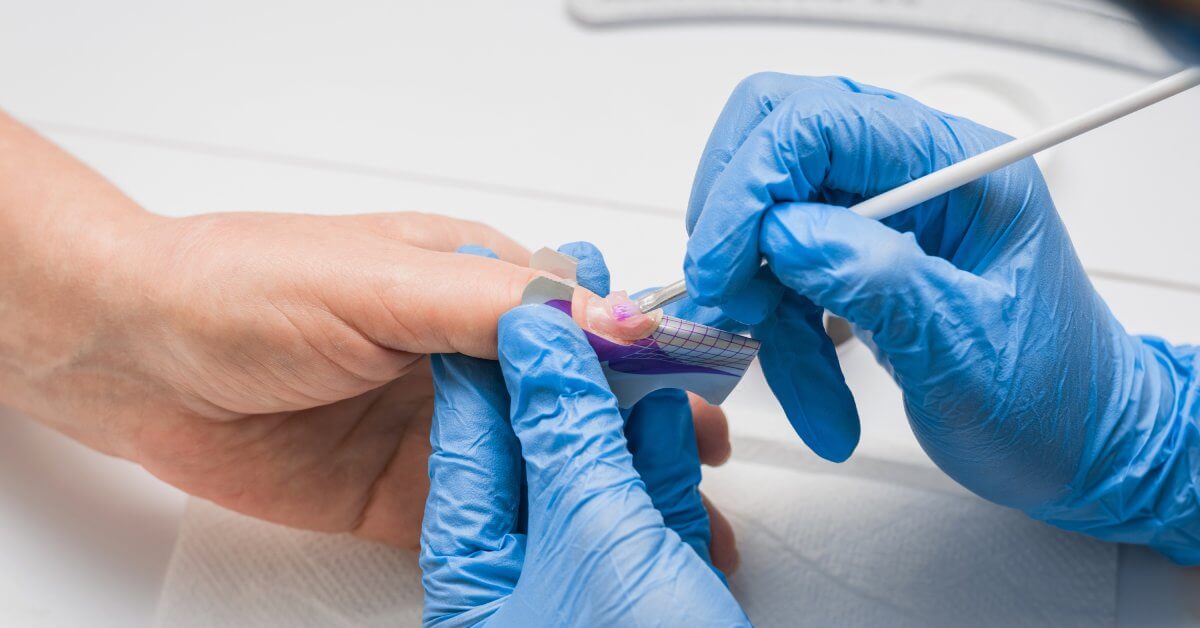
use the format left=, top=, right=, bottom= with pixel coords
left=684, top=72, right=1200, bottom=563
left=419, top=303, right=749, bottom=626
left=555, top=242, right=739, bottom=574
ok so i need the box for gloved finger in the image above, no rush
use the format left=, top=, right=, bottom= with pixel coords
left=459, top=244, right=533, bottom=537
left=561, top=244, right=723, bottom=566
left=702, top=492, right=739, bottom=576
left=625, top=389, right=714, bottom=566
left=683, top=75, right=872, bottom=304
left=754, top=291, right=860, bottom=462
left=421, top=244, right=523, bottom=624
left=498, top=306, right=748, bottom=624
left=686, top=74, right=860, bottom=232
left=545, top=241, right=608, bottom=540
left=661, top=266, right=783, bottom=332
left=689, top=393, right=731, bottom=466
left=685, top=74, right=1007, bottom=305
left=497, top=305, right=663, bottom=544
left=563, top=245, right=733, bottom=465
left=420, top=353, right=524, bottom=623
left=709, top=266, right=786, bottom=326
left=557, top=241, right=610, bottom=297
left=759, top=202, right=996, bottom=361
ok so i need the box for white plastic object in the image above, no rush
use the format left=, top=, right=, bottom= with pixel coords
left=638, top=67, right=1200, bottom=313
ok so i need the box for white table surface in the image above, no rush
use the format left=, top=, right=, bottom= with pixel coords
left=1, top=1, right=1196, bottom=625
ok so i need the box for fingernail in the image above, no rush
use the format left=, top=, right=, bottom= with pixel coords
left=576, top=289, right=661, bottom=342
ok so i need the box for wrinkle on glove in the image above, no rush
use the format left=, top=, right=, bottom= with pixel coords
left=490, top=308, right=744, bottom=626
left=423, top=354, right=523, bottom=625
left=559, top=241, right=716, bottom=567
left=684, top=72, right=1200, bottom=563
left=421, top=243, right=747, bottom=626
left=421, top=306, right=747, bottom=626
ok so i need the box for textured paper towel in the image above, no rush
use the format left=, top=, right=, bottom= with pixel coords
left=708, top=437, right=1117, bottom=627
left=154, top=500, right=422, bottom=627
left=155, top=437, right=1116, bottom=627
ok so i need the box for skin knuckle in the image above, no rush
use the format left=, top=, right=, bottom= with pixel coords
left=376, top=211, right=422, bottom=234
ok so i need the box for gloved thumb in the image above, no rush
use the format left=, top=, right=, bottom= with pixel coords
left=496, top=305, right=652, bottom=539
left=759, top=202, right=997, bottom=358
left=493, top=305, right=748, bottom=625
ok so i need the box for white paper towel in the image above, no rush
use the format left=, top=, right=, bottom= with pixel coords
left=708, top=438, right=1117, bottom=627
left=154, top=500, right=422, bottom=627
left=155, top=437, right=1116, bottom=627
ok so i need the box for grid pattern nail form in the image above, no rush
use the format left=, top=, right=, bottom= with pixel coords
left=644, top=315, right=758, bottom=374
left=520, top=275, right=761, bottom=407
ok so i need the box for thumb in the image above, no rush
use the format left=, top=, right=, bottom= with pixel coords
left=759, top=202, right=997, bottom=357
left=496, top=305, right=663, bottom=545
left=495, top=305, right=745, bottom=624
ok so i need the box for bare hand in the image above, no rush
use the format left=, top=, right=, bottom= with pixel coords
left=0, top=111, right=736, bottom=568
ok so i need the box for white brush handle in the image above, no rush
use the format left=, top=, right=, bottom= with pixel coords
left=637, top=67, right=1200, bottom=314
left=851, top=67, right=1200, bottom=220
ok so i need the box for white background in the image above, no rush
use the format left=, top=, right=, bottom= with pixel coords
left=0, top=1, right=1197, bottom=625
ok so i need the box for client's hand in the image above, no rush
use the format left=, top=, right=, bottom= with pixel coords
left=420, top=304, right=748, bottom=626
left=0, top=110, right=737, bottom=557
left=16, top=206, right=540, bottom=547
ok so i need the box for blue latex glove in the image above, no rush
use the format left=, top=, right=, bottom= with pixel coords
left=685, top=73, right=1200, bottom=563
left=557, top=241, right=719, bottom=568
left=420, top=244, right=748, bottom=626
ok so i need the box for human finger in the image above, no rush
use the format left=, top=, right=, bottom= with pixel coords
left=354, top=211, right=531, bottom=266
left=703, top=492, right=739, bottom=576
left=688, top=393, right=731, bottom=467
